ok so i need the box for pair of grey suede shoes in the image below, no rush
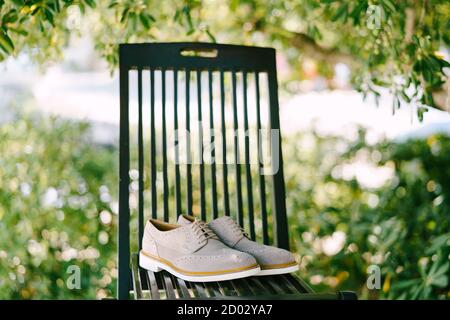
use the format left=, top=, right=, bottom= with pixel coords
left=139, top=214, right=299, bottom=282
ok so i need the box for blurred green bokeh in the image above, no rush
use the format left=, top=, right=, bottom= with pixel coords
left=285, top=128, right=450, bottom=299
left=0, top=112, right=118, bottom=299
left=0, top=110, right=448, bottom=299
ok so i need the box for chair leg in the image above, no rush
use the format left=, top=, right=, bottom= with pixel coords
left=338, top=291, right=358, bottom=300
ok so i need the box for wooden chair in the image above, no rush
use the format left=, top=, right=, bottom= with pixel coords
left=118, top=42, right=357, bottom=300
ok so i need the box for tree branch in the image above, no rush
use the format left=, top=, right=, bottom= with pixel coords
left=432, top=79, right=450, bottom=113
left=405, top=7, right=415, bottom=42
left=288, top=31, right=355, bottom=66
left=267, top=25, right=449, bottom=113
left=266, top=23, right=355, bottom=65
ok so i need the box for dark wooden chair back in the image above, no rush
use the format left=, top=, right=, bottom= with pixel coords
left=118, top=43, right=289, bottom=299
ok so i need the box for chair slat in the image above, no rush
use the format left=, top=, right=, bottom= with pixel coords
left=161, top=70, right=169, bottom=222
left=183, top=281, right=197, bottom=298
left=161, top=271, right=177, bottom=299
left=266, top=275, right=297, bottom=294
left=150, top=69, right=157, bottom=219
left=192, top=282, right=208, bottom=298
left=146, top=271, right=160, bottom=299
left=138, top=69, right=144, bottom=247
left=230, top=279, right=251, bottom=296
left=197, top=70, right=206, bottom=221
left=265, top=275, right=285, bottom=293
left=242, top=71, right=255, bottom=240
left=255, top=72, right=269, bottom=244
left=154, top=272, right=164, bottom=290
left=247, top=277, right=271, bottom=295
left=174, top=276, right=192, bottom=299
left=168, top=274, right=181, bottom=298
left=173, top=70, right=182, bottom=216
left=208, top=70, right=219, bottom=219
left=255, top=277, right=277, bottom=295
left=267, top=68, right=290, bottom=249
left=231, top=71, right=244, bottom=226
left=139, top=265, right=148, bottom=290
left=203, top=282, right=222, bottom=297
left=118, top=65, right=130, bottom=300
left=131, top=254, right=143, bottom=299
left=220, top=70, right=230, bottom=216
left=185, top=69, right=193, bottom=214
left=214, top=281, right=227, bottom=296
left=216, top=281, right=234, bottom=296
left=240, top=277, right=258, bottom=295
left=279, top=274, right=300, bottom=293
left=227, top=280, right=241, bottom=296
left=285, top=274, right=312, bottom=293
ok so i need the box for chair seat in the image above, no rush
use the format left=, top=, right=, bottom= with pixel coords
left=130, top=253, right=356, bottom=300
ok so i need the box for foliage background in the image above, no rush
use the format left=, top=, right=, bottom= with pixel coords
left=0, top=111, right=118, bottom=299
left=0, top=0, right=449, bottom=300
left=0, top=0, right=449, bottom=112
left=0, top=109, right=448, bottom=299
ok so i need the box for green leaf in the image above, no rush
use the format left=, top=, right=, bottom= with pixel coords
left=205, top=28, right=216, bottom=42
left=120, top=8, right=129, bottom=23
left=108, top=1, right=118, bottom=9
left=129, top=12, right=137, bottom=30
left=78, top=2, right=86, bottom=14
left=381, top=0, right=396, bottom=13
left=350, top=1, right=367, bottom=24
left=0, top=31, right=14, bottom=54
left=422, top=67, right=433, bottom=84
left=437, top=57, right=450, bottom=68
left=139, top=13, right=151, bottom=29
left=44, top=8, right=55, bottom=26
left=183, top=6, right=194, bottom=30
left=417, top=106, right=428, bottom=121
left=372, top=78, right=389, bottom=87
left=400, top=91, right=411, bottom=103
left=174, top=9, right=181, bottom=22
left=425, top=56, right=441, bottom=72
left=410, top=283, right=424, bottom=299
left=426, top=233, right=450, bottom=254
left=39, top=19, right=45, bottom=32
left=308, top=25, right=322, bottom=40
left=413, top=59, right=422, bottom=72
left=10, top=0, right=23, bottom=6
left=31, top=5, right=40, bottom=15
left=431, top=274, right=448, bottom=288
left=332, top=3, right=348, bottom=22
left=2, top=9, right=19, bottom=24
left=390, top=278, right=420, bottom=290
left=8, top=27, right=28, bottom=36
left=53, top=0, right=61, bottom=13
left=85, top=0, right=96, bottom=9
left=432, top=262, right=449, bottom=278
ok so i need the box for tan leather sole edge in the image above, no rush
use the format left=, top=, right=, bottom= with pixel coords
left=260, top=261, right=298, bottom=270
left=141, top=250, right=259, bottom=276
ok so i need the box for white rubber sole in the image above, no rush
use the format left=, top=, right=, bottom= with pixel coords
left=139, top=251, right=261, bottom=282
left=256, top=264, right=299, bottom=276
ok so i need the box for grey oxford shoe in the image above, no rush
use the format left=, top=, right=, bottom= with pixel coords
left=140, top=218, right=260, bottom=282
left=178, top=214, right=299, bottom=276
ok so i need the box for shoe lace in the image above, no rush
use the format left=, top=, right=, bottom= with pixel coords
left=192, top=220, right=216, bottom=244
left=226, top=217, right=249, bottom=238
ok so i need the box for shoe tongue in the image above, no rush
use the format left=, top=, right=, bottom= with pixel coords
left=209, top=216, right=245, bottom=248
left=191, top=219, right=218, bottom=241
